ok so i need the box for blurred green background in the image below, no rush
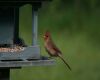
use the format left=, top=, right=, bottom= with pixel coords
left=11, top=0, right=100, bottom=80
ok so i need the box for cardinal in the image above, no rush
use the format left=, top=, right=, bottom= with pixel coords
left=43, top=31, right=71, bottom=70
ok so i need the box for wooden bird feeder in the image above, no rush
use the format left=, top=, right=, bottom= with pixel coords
left=0, top=0, right=54, bottom=80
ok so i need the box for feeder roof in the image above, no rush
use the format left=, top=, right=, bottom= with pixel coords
left=0, top=0, right=52, bottom=7
left=0, top=0, right=51, bottom=2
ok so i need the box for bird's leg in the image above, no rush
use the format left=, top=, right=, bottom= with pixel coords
left=48, top=56, right=53, bottom=59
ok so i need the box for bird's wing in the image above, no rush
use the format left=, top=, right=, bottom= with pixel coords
left=45, top=46, right=51, bottom=54
left=51, top=42, right=62, bottom=54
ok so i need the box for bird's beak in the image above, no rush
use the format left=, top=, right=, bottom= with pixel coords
left=43, top=36, right=45, bottom=38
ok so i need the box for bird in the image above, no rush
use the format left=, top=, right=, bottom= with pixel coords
left=43, top=31, right=71, bottom=70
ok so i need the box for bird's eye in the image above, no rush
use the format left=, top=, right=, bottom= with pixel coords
left=46, top=35, right=48, bottom=37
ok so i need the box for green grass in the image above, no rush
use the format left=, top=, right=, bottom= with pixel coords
left=10, top=2, right=100, bottom=80
left=11, top=31, right=100, bottom=80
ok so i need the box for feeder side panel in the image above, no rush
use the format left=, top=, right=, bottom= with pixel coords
left=0, top=8, right=14, bottom=44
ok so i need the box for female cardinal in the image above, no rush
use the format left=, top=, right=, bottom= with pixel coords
left=43, top=31, right=71, bottom=70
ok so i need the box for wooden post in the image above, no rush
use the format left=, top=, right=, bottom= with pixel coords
left=0, top=68, right=10, bottom=80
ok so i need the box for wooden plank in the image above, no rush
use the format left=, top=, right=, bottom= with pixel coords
left=0, top=59, right=55, bottom=67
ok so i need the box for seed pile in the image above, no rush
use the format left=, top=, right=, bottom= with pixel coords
left=0, top=46, right=25, bottom=52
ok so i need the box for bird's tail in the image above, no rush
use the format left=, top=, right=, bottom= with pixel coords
left=58, top=54, right=71, bottom=71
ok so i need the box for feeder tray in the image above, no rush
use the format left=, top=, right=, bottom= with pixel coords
left=0, top=46, right=40, bottom=60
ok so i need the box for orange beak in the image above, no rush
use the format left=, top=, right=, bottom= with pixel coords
left=43, top=35, right=45, bottom=38
left=43, top=36, right=46, bottom=39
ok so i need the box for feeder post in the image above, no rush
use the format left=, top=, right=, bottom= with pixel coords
left=13, top=7, right=19, bottom=45
left=0, top=68, right=10, bottom=80
left=32, top=6, right=38, bottom=46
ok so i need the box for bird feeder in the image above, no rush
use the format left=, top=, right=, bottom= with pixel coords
left=0, top=0, right=54, bottom=80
